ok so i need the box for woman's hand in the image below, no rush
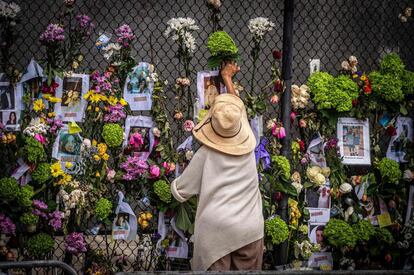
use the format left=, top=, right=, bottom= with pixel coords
left=220, top=61, right=240, bottom=80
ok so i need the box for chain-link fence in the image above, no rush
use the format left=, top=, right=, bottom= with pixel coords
left=2, top=0, right=414, bottom=273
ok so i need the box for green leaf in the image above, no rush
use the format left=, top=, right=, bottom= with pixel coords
left=175, top=203, right=192, bottom=233
left=400, top=105, right=408, bottom=115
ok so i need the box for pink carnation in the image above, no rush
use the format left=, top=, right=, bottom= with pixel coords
left=183, top=120, right=195, bottom=132
left=149, top=165, right=161, bottom=178
left=129, top=132, right=144, bottom=149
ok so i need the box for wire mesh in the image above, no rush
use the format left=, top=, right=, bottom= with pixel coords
left=1, top=0, right=414, bottom=273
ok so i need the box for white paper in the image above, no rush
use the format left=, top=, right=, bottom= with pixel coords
left=196, top=70, right=226, bottom=109
left=124, top=115, right=154, bottom=161
left=52, top=125, right=83, bottom=174
left=11, top=158, right=30, bottom=180
left=308, top=252, right=333, bottom=269
left=308, top=222, right=327, bottom=250
left=386, top=117, right=413, bottom=163
left=250, top=115, right=263, bottom=146
left=55, top=74, right=89, bottom=122
left=112, top=191, right=137, bottom=241
left=123, top=62, right=153, bottom=111
left=156, top=212, right=188, bottom=259
left=306, top=208, right=330, bottom=223
left=337, top=118, right=371, bottom=165
left=307, top=133, right=326, bottom=167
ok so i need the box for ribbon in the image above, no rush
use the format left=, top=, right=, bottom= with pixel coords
left=68, top=121, right=82, bottom=134
left=255, top=137, right=270, bottom=170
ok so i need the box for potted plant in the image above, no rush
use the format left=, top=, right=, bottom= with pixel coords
left=20, top=213, right=39, bottom=233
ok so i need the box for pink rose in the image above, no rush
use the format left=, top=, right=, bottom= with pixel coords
left=270, top=95, right=279, bottom=104
left=149, top=165, right=161, bottom=178
left=299, top=119, right=307, bottom=128
left=272, top=124, right=286, bottom=139
left=290, top=112, right=296, bottom=123
left=34, top=134, right=46, bottom=144
left=183, top=120, right=195, bottom=132
left=107, top=169, right=116, bottom=183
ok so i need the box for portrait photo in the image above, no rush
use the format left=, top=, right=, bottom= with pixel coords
left=386, top=117, right=413, bottom=163
left=15, top=59, right=45, bottom=111
left=124, top=115, right=155, bottom=160
left=309, top=222, right=328, bottom=251
left=197, top=70, right=226, bottom=109
left=128, top=127, right=150, bottom=153
left=0, top=82, right=15, bottom=110
left=55, top=74, right=89, bottom=122
left=337, top=118, right=371, bottom=165
left=123, top=62, right=154, bottom=111
left=52, top=126, right=83, bottom=173
left=1, top=110, right=20, bottom=131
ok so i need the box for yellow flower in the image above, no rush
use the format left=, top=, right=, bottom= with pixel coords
left=42, top=94, right=61, bottom=103
left=107, top=96, right=118, bottom=106
left=50, top=162, right=64, bottom=178
left=83, top=90, right=95, bottom=100
left=33, top=99, right=45, bottom=112
left=56, top=173, right=72, bottom=185
left=102, top=153, right=109, bottom=161
left=93, top=154, right=101, bottom=161
left=47, top=112, right=56, bottom=118
left=352, top=74, right=358, bottom=78
left=92, top=139, right=97, bottom=147
left=119, top=98, right=128, bottom=106
left=65, top=162, right=73, bottom=169
left=100, top=95, right=108, bottom=102
left=87, top=105, right=92, bottom=111
left=97, top=143, right=107, bottom=156
left=95, top=107, right=100, bottom=112
left=360, top=74, right=367, bottom=81
left=95, top=171, right=101, bottom=177
left=89, top=93, right=102, bottom=103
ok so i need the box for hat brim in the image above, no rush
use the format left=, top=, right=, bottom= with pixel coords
left=192, top=94, right=256, bottom=156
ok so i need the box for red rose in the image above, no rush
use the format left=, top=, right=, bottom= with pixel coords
left=272, top=50, right=282, bottom=60
left=363, top=81, right=372, bottom=95
left=273, top=191, right=283, bottom=202
left=386, top=125, right=397, bottom=136
left=273, top=79, right=283, bottom=93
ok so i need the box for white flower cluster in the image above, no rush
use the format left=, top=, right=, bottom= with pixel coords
left=0, top=1, right=20, bottom=19
left=291, top=84, right=310, bottom=110
left=102, top=43, right=121, bottom=60
left=164, top=17, right=199, bottom=53
left=57, top=185, right=87, bottom=217
left=294, top=240, right=319, bottom=259
left=248, top=17, right=275, bottom=43
left=23, top=118, right=49, bottom=136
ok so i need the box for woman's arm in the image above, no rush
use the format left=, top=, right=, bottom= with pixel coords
left=220, top=61, right=240, bottom=96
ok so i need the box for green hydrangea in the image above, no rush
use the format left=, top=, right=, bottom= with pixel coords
left=20, top=213, right=39, bottom=225
left=352, top=220, right=375, bottom=242
left=95, top=198, right=112, bottom=221
left=26, top=233, right=55, bottom=258
left=154, top=180, right=172, bottom=203
left=265, top=216, right=289, bottom=245
left=369, top=71, right=404, bottom=102
left=324, top=219, right=357, bottom=248
left=375, top=227, right=394, bottom=244
left=271, top=156, right=291, bottom=181
left=24, top=136, right=46, bottom=163
left=380, top=53, right=405, bottom=77
left=17, top=185, right=34, bottom=208
left=307, top=72, right=359, bottom=112
left=102, top=123, right=123, bottom=148
left=378, top=157, right=402, bottom=184
left=207, top=31, right=239, bottom=68
left=32, top=163, right=52, bottom=184
left=402, top=70, right=414, bottom=95
left=0, top=177, right=19, bottom=202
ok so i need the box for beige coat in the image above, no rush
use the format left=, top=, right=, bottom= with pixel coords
left=171, top=145, right=264, bottom=271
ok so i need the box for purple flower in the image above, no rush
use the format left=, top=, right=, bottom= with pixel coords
left=151, top=232, right=161, bottom=242
left=115, top=24, right=135, bottom=43
left=33, top=199, right=48, bottom=210
left=65, top=232, right=87, bottom=255
left=48, top=210, right=63, bottom=231
left=104, top=104, right=126, bottom=123
left=120, top=156, right=149, bottom=181
left=40, top=24, right=65, bottom=43
left=75, top=14, right=91, bottom=28
left=0, top=213, right=16, bottom=236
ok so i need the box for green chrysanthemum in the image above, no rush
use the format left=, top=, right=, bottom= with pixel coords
left=402, top=70, right=414, bottom=95
left=308, top=72, right=359, bottom=112
left=153, top=180, right=172, bottom=203
left=265, top=216, right=289, bottom=245
left=380, top=53, right=405, bottom=77
left=377, top=157, right=402, bottom=184
left=271, top=155, right=291, bottom=181
left=324, top=219, right=357, bottom=248
left=32, top=163, right=52, bottom=184
left=369, top=71, right=404, bottom=102
left=102, top=123, right=123, bottom=148
left=20, top=212, right=39, bottom=225
left=0, top=177, right=19, bottom=202
left=24, top=136, right=46, bottom=164
left=17, top=185, right=34, bottom=208
left=352, top=220, right=375, bottom=242
left=375, top=227, right=394, bottom=244
left=95, top=198, right=112, bottom=221
left=207, top=31, right=239, bottom=68
left=26, top=233, right=55, bottom=258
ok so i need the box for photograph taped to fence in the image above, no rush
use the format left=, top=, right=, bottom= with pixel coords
left=123, top=62, right=154, bottom=111
left=337, top=118, right=370, bottom=165
left=55, top=74, right=89, bottom=122
left=52, top=126, right=83, bottom=174
left=386, top=117, right=413, bottom=163
left=15, top=59, right=45, bottom=111
left=124, top=115, right=155, bottom=160
left=0, top=110, right=20, bottom=131
left=0, top=82, right=15, bottom=110
left=197, top=70, right=226, bottom=109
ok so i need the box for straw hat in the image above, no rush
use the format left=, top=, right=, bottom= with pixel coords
left=193, top=93, right=256, bottom=156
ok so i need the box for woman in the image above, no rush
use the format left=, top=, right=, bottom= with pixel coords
left=6, top=111, right=16, bottom=125
left=171, top=62, right=264, bottom=271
